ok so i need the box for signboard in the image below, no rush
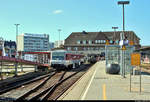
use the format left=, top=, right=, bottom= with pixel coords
left=131, top=53, right=141, bottom=66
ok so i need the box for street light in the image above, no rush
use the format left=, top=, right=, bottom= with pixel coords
left=118, top=1, right=130, bottom=78
left=14, top=24, right=20, bottom=58
left=112, top=27, right=118, bottom=43
left=14, top=24, right=20, bottom=77
left=58, top=29, right=61, bottom=47
left=118, top=1, right=129, bottom=32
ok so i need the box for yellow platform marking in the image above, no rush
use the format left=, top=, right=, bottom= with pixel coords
left=103, top=84, right=107, bottom=100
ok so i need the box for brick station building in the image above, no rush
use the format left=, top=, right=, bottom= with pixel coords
left=64, top=31, right=141, bottom=55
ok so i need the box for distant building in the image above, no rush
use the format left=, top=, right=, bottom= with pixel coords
left=64, top=31, right=141, bottom=55
left=4, top=40, right=16, bottom=57
left=54, top=40, right=65, bottom=48
left=17, top=33, right=49, bottom=52
left=136, top=46, right=150, bottom=63
left=49, top=42, right=54, bottom=50
left=0, top=37, right=4, bottom=56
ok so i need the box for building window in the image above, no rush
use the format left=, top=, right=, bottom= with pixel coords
left=77, top=40, right=80, bottom=44
left=110, top=40, right=113, bottom=44
left=103, top=40, right=105, bottom=43
left=83, top=40, right=86, bottom=44
left=95, top=40, right=98, bottom=44
left=86, top=40, right=88, bottom=44
left=96, top=47, right=98, bottom=50
left=115, top=40, right=119, bottom=44
left=74, top=47, right=78, bottom=51
left=67, top=47, right=71, bottom=50
left=83, top=47, right=86, bottom=51
left=89, top=40, right=92, bottom=44
left=99, top=40, right=101, bottom=43
left=80, top=41, right=83, bottom=44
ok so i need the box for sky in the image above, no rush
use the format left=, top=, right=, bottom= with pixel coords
left=0, top=0, right=149, bottom=45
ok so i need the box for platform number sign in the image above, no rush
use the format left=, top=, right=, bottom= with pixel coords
left=131, top=53, right=141, bottom=66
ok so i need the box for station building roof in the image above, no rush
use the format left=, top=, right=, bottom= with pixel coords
left=65, top=31, right=140, bottom=45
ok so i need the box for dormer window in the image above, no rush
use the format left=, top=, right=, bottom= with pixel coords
left=89, top=40, right=92, bottom=44
left=77, top=40, right=80, bottom=44
left=83, top=40, right=86, bottom=44
left=95, top=40, right=98, bottom=44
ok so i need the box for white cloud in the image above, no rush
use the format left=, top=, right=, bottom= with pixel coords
left=53, top=10, right=63, bottom=14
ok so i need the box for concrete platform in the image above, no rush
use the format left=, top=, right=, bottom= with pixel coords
left=58, top=61, right=150, bottom=100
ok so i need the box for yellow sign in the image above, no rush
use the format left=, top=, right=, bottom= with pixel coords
left=121, top=45, right=126, bottom=50
left=129, top=41, right=134, bottom=46
left=106, top=40, right=109, bottom=45
left=131, top=53, right=141, bottom=66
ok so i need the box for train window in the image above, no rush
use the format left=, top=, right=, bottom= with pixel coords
left=52, top=52, right=65, bottom=60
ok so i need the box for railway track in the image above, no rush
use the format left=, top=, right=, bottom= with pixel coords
left=0, top=69, right=56, bottom=95
left=16, top=71, right=66, bottom=101
left=19, top=64, right=92, bottom=101
left=0, top=63, right=93, bottom=101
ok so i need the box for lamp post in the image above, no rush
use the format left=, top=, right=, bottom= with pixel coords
left=14, top=24, right=20, bottom=58
left=14, top=24, right=20, bottom=77
left=0, top=37, right=4, bottom=80
left=58, top=29, right=61, bottom=47
left=112, top=27, right=118, bottom=43
left=118, top=1, right=129, bottom=37
left=118, top=1, right=129, bottom=78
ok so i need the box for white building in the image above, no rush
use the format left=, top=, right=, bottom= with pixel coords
left=54, top=40, right=65, bottom=48
left=17, top=33, right=49, bottom=52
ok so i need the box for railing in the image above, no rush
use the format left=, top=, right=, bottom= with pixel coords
left=0, top=56, right=49, bottom=66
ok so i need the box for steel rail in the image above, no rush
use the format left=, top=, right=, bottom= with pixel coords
left=16, top=71, right=66, bottom=101
left=42, top=64, right=93, bottom=101
left=40, top=66, right=89, bottom=101
left=16, top=71, right=57, bottom=101
left=0, top=71, right=55, bottom=95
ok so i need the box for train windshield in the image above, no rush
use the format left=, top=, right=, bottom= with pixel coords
left=52, top=52, right=65, bottom=60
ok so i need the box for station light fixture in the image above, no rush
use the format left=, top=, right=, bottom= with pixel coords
left=118, top=1, right=129, bottom=5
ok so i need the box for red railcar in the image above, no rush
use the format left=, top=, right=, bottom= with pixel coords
left=51, top=50, right=84, bottom=69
